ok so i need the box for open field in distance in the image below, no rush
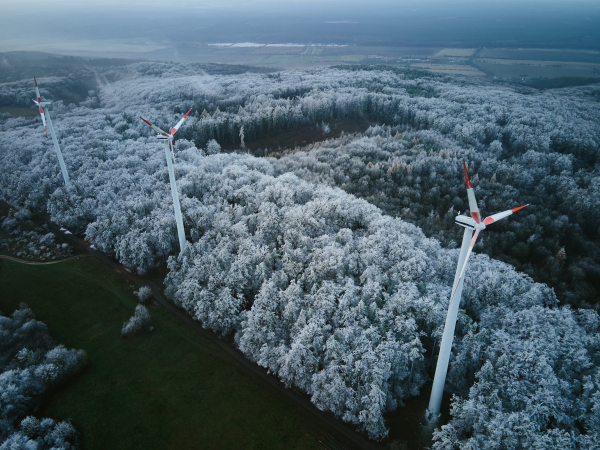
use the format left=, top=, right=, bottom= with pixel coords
left=477, top=47, right=600, bottom=63
left=434, top=48, right=476, bottom=57
left=473, top=58, right=600, bottom=79
left=411, top=63, right=485, bottom=76
left=260, top=53, right=366, bottom=67
left=4, top=43, right=600, bottom=83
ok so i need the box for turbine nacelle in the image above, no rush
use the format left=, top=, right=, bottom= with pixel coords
left=33, top=78, right=50, bottom=138
left=460, top=162, right=528, bottom=231
left=139, top=109, right=193, bottom=255
left=455, top=215, right=487, bottom=231
left=455, top=215, right=475, bottom=230
left=140, top=108, right=191, bottom=152
left=428, top=162, right=529, bottom=419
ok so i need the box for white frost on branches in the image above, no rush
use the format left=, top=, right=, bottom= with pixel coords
left=121, top=305, right=151, bottom=337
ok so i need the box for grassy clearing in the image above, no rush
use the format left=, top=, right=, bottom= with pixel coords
left=0, top=258, right=319, bottom=450
left=0, top=107, right=39, bottom=117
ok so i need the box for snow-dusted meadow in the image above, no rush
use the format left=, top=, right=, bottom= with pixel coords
left=1, top=62, right=599, bottom=445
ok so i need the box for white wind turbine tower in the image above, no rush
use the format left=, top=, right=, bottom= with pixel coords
left=427, top=162, right=528, bottom=420
left=33, top=77, right=70, bottom=186
left=140, top=109, right=192, bottom=254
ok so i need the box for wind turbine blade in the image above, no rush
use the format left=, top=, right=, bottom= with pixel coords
left=483, top=204, right=529, bottom=225
left=170, top=108, right=192, bottom=136
left=39, top=107, right=48, bottom=137
left=463, top=162, right=481, bottom=223
left=448, top=230, right=479, bottom=308
left=34, top=77, right=41, bottom=103
left=139, top=117, right=168, bottom=136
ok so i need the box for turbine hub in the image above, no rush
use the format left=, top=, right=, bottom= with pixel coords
left=475, top=222, right=486, bottom=231
left=455, top=214, right=486, bottom=231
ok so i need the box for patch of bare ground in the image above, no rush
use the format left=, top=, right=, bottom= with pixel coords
left=222, top=116, right=375, bottom=157
left=383, top=389, right=452, bottom=450
left=0, top=200, right=79, bottom=261
left=265, top=130, right=366, bottom=159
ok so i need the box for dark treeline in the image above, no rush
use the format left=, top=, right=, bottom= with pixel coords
left=0, top=62, right=599, bottom=445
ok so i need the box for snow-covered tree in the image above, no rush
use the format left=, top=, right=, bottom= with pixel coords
left=121, top=304, right=151, bottom=337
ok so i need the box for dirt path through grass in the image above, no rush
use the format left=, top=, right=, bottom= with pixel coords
left=0, top=254, right=90, bottom=265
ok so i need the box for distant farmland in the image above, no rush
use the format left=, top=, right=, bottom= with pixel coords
left=434, top=48, right=476, bottom=57
left=473, top=58, right=600, bottom=79
left=477, top=48, right=600, bottom=64
left=411, top=63, right=485, bottom=76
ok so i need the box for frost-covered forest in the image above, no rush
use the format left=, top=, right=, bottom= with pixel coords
left=1, top=62, right=600, bottom=445
left=0, top=306, right=86, bottom=449
left=0, top=206, right=73, bottom=260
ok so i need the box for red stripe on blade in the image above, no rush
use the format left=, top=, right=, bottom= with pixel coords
left=183, top=108, right=192, bottom=118
left=463, top=162, right=472, bottom=189
left=511, top=204, right=529, bottom=213
left=140, top=117, right=152, bottom=126
left=483, top=216, right=494, bottom=225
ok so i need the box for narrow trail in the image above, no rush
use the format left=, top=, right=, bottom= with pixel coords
left=2, top=215, right=379, bottom=450
left=0, top=254, right=91, bottom=265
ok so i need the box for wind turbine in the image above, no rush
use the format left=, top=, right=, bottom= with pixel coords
left=33, top=77, right=70, bottom=185
left=140, top=109, right=192, bottom=254
left=427, top=162, right=528, bottom=420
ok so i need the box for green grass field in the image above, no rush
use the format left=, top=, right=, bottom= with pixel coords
left=476, top=48, right=600, bottom=64
left=261, top=54, right=366, bottom=67
left=473, top=59, right=600, bottom=79
left=0, top=258, right=319, bottom=450
left=0, top=107, right=39, bottom=117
